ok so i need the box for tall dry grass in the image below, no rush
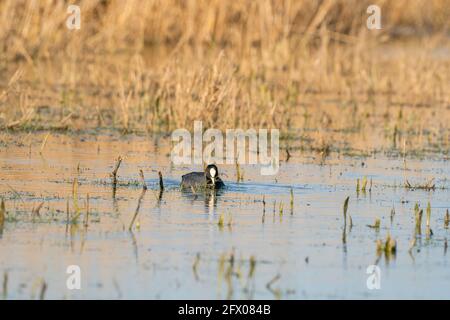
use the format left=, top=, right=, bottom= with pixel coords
left=1, top=0, right=449, bottom=56
left=0, top=0, right=449, bottom=154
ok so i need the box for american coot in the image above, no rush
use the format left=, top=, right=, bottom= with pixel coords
left=181, top=164, right=225, bottom=189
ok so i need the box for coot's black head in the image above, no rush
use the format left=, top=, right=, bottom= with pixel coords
left=205, top=164, right=219, bottom=185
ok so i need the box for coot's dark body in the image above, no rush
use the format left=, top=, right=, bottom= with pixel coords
left=181, top=172, right=224, bottom=189
left=180, top=165, right=225, bottom=190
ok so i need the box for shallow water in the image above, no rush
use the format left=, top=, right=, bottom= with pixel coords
left=0, top=132, right=449, bottom=299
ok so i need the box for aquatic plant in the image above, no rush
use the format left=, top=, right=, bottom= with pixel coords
left=285, top=147, right=291, bottom=162
left=158, top=171, right=164, bottom=190
left=84, top=194, right=90, bottom=228
left=266, top=274, right=282, bottom=300
left=139, top=169, right=147, bottom=190
left=290, top=188, right=294, bottom=215
left=425, top=201, right=433, bottom=238
left=227, top=213, right=233, bottom=229
left=376, top=233, right=397, bottom=262
left=408, top=237, right=417, bottom=255
left=248, top=256, right=256, bottom=279
left=361, top=176, right=368, bottom=193
left=342, top=196, right=350, bottom=244
left=128, top=188, right=147, bottom=231
left=2, top=272, right=7, bottom=299
left=32, top=202, right=44, bottom=218
left=218, top=213, right=225, bottom=229
left=262, top=196, right=266, bottom=224
left=390, top=206, right=396, bottom=224
left=192, top=253, right=201, bottom=281
left=39, top=281, right=47, bottom=300
left=405, top=178, right=435, bottom=191
left=414, top=203, right=423, bottom=235
left=0, top=199, right=5, bottom=231
left=343, top=197, right=349, bottom=221
left=70, top=178, right=82, bottom=223
left=367, top=218, right=381, bottom=230
left=235, top=158, right=243, bottom=182
left=0, top=0, right=448, bottom=161
left=39, top=132, right=50, bottom=155
left=216, top=250, right=260, bottom=299
left=445, top=209, right=449, bottom=229
left=111, top=156, right=123, bottom=192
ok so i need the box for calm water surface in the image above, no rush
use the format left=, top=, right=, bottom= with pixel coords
left=0, top=132, right=449, bottom=299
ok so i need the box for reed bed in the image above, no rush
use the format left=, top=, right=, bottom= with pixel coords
left=0, top=0, right=448, bottom=155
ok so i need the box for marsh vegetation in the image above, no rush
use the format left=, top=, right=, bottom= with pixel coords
left=0, top=0, right=449, bottom=299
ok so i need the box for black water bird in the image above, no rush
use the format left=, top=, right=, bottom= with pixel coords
left=181, top=164, right=225, bottom=190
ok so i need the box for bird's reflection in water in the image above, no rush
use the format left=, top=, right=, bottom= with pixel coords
left=181, top=187, right=224, bottom=215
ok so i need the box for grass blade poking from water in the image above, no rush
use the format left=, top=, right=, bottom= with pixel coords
left=405, top=178, right=436, bottom=191
left=65, top=198, right=70, bottom=234
left=39, top=132, right=50, bottom=155
left=111, top=156, right=123, bottom=197
left=158, top=171, right=164, bottom=191
left=0, top=199, right=5, bottom=235
left=158, top=171, right=164, bottom=203
left=2, top=272, right=7, bottom=299
left=32, top=201, right=44, bottom=221
left=342, top=196, right=350, bottom=245
left=235, top=157, right=243, bottom=182
left=272, top=201, right=277, bottom=223
left=192, top=253, right=200, bottom=281
left=367, top=218, right=381, bottom=230
left=361, top=176, right=368, bottom=194
left=218, top=212, right=225, bottom=230
left=261, top=196, right=266, bottom=224
left=343, top=196, right=349, bottom=223
left=376, top=234, right=397, bottom=264
left=84, top=193, right=90, bottom=228
left=39, top=281, right=47, bottom=300
left=426, top=201, right=432, bottom=239
left=290, top=188, right=294, bottom=215
left=266, top=274, right=282, bottom=300
left=5, top=183, right=25, bottom=205
left=128, top=188, right=147, bottom=231
left=248, top=256, right=256, bottom=279
left=390, top=206, right=396, bottom=225
left=70, top=177, right=83, bottom=224
left=445, top=209, right=449, bottom=229
left=217, top=212, right=233, bottom=231
left=414, top=203, right=423, bottom=236
left=139, top=170, right=147, bottom=190
left=408, top=237, right=417, bottom=259
left=426, top=202, right=431, bottom=227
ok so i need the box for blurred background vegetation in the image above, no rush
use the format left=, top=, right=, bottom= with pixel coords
left=0, top=0, right=448, bottom=155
